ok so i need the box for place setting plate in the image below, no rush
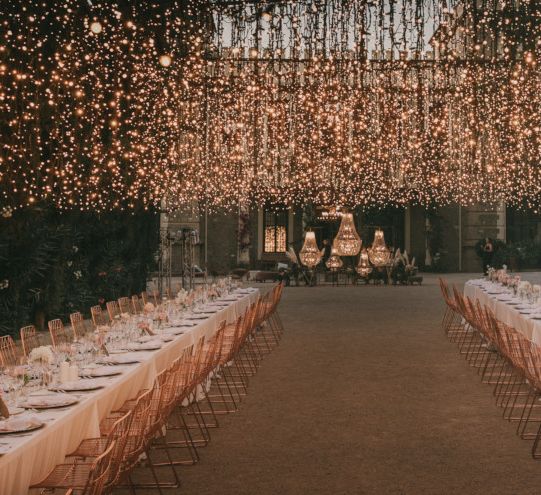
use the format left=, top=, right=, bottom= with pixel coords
left=123, top=341, right=162, bottom=351
left=49, top=379, right=106, bottom=392
left=80, top=366, right=127, bottom=378
left=20, top=393, right=78, bottom=410
left=0, top=416, right=44, bottom=435
left=98, top=353, right=141, bottom=365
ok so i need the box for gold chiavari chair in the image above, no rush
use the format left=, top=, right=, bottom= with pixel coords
left=106, top=300, right=120, bottom=321
left=30, top=439, right=116, bottom=495
left=0, top=335, right=19, bottom=367
left=131, top=295, right=142, bottom=314
left=70, top=311, right=87, bottom=340
left=118, top=296, right=131, bottom=315
left=48, top=319, right=72, bottom=349
left=20, top=325, right=41, bottom=357
left=151, top=290, right=160, bottom=306
left=91, top=305, right=108, bottom=328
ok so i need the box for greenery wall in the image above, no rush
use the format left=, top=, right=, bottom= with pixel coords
left=0, top=205, right=159, bottom=337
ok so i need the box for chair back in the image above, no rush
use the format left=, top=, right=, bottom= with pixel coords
left=70, top=311, right=87, bottom=340
left=20, top=325, right=41, bottom=357
left=131, top=295, right=141, bottom=314
left=106, top=300, right=120, bottom=321
left=82, top=439, right=116, bottom=495
left=118, top=297, right=131, bottom=315
left=48, top=319, right=71, bottom=349
left=0, top=335, right=18, bottom=367
left=91, top=305, right=108, bottom=327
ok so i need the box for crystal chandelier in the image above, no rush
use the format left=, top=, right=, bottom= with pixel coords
left=334, top=213, right=362, bottom=257
left=368, top=229, right=391, bottom=267
left=299, top=231, right=322, bottom=268
left=325, top=244, right=343, bottom=271
left=356, top=249, right=373, bottom=277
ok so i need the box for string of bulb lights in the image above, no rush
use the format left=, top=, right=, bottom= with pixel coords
left=1, top=0, right=541, bottom=213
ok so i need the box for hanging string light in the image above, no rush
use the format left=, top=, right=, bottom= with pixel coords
left=1, top=0, right=541, bottom=212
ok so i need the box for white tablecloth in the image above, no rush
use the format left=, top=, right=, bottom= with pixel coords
left=464, top=280, right=541, bottom=344
left=0, top=289, right=259, bottom=495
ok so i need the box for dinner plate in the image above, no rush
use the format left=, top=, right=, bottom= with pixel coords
left=163, top=328, right=186, bottom=336
left=22, top=393, right=78, bottom=409
left=0, top=416, right=44, bottom=435
left=49, top=379, right=105, bottom=392
left=98, top=354, right=141, bottom=365
left=126, top=341, right=162, bottom=351
left=81, top=366, right=126, bottom=378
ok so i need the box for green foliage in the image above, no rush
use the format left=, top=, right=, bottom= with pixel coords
left=0, top=205, right=159, bottom=336
left=473, top=238, right=541, bottom=269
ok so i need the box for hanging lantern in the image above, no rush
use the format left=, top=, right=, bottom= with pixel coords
left=334, top=213, right=362, bottom=256
left=299, top=231, right=322, bottom=268
left=368, top=229, right=391, bottom=267
left=356, top=249, right=372, bottom=276
left=325, top=244, right=343, bottom=271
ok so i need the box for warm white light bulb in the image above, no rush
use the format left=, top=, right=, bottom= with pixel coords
left=159, top=54, right=172, bottom=67
left=90, top=21, right=102, bottom=34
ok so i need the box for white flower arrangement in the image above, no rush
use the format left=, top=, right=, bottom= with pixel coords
left=0, top=279, right=8, bottom=290
left=74, top=270, right=82, bottom=279
left=143, top=302, right=155, bottom=314
left=175, top=289, right=188, bottom=305
left=517, top=281, right=532, bottom=299
left=28, top=346, right=54, bottom=365
left=120, top=312, right=130, bottom=320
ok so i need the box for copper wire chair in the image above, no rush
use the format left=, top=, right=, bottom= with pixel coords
left=106, top=300, right=120, bottom=321
left=131, top=295, right=142, bottom=314
left=0, top=335, right=19, bottom=367
left=70, top=311, right=87, bottom=340
left=20, top=325, right=41, bottom=357
left=140, top=291, right=149, bottom=305
left=91, top=305, right=108, bottom=328
left=118, top=296, right=131, bottom=315
left=31, top=439, right=116, bottom=495
left=66, top=410, right=134, bottom=491
left=48, top=318, right=72, bottom=349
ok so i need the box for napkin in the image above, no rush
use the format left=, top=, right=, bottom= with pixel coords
left=0, top=396, right=9, bottom=419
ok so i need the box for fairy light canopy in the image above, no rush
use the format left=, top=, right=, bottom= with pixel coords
left=1, top=0, right=541, bottom=213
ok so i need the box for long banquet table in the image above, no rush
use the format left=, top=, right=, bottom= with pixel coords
left=464, top=279, right=541, bottom=345
left=0, top=288, right=259, bottom=495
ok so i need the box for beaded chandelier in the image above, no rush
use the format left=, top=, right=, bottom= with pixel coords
left=368, top=229, right=391, bottom=267
left=334, top=213, right=362, bottom=257
left=299, top=231, right=322, bottom=268
left=356, top=249, right=373, bottom=277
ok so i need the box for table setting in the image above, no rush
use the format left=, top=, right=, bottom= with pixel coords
left=465, top=268, right=541, bottom=343
left=0, top=280, right=259, bottom=494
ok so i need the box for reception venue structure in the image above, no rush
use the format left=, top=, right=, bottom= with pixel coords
left=3, top=0, right=541, bottom=493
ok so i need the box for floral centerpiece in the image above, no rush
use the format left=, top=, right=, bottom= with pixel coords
left=517, top=281, right=533, bottom=299
left=28, top=346, right=54, bottom=365
left=143, top=302, right=155, bottom=314
left=175, top=288, right=188, bottom=307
